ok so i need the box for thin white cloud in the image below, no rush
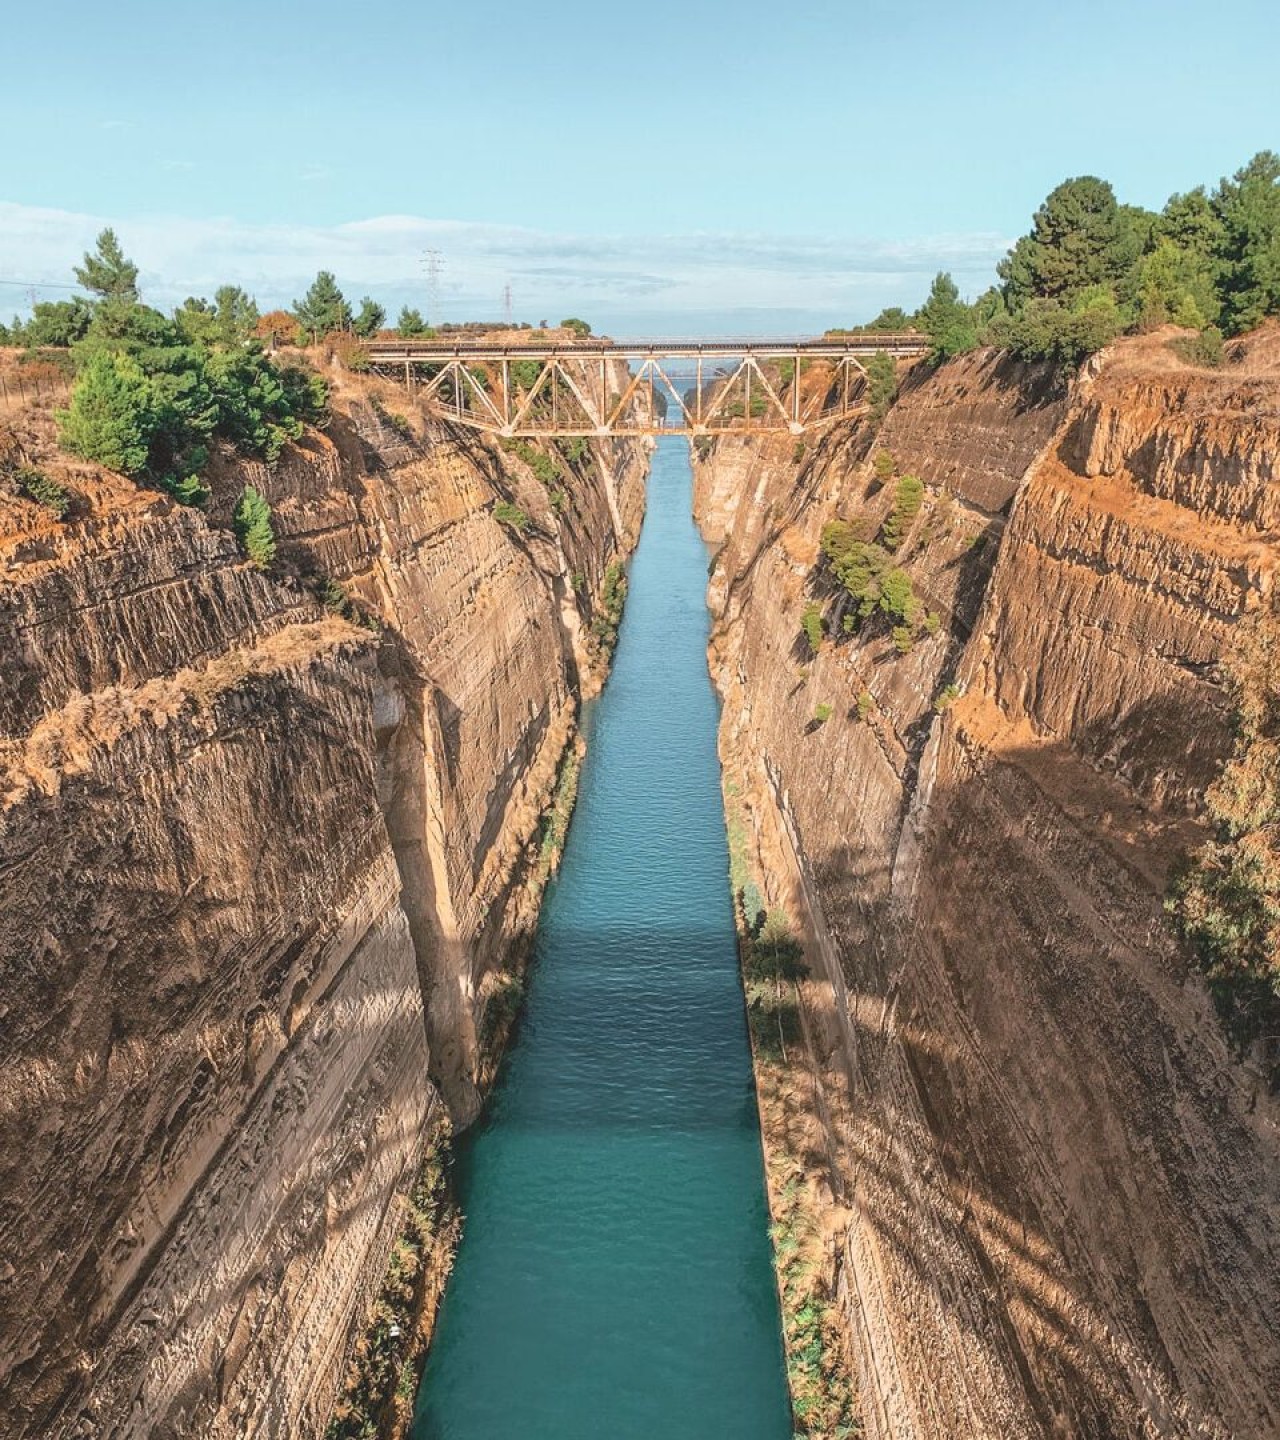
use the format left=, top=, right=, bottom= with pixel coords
left=0, top=200, right=1012, bottom=330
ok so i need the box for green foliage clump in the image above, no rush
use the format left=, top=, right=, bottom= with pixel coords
left=589, top=560, right=628, bottom=657
left=1170, top=608, right=1280, bottom=1072
left=352, top=296, right=386, bottom=339
left=872, top=449, right=896, bottom=483
left=866, top=350, right=898, bottom=422
left=174, top=285, right=259, bottom=349
left=852, top=153, right=1280, bottom=379
left=560, top=317, right=592, bottom=337
left=502, top=438, right=561, bottom=487
left=880, top=474, right=925, bottom=551
left=493, top=499, right=529, bottom=534
left=232, top=485, right=276, bottom=568
left=1169, top=326, right=1226, bottom=369
left=800, top=602, right=824, bottom=654
left=558, top=435, right=590, bottom=465
left=934, top=682, right=961, bottom=712
left=509, top=359, right=543, bottom=391
left=396, top=306, right=434, bottom=338
left=15, top=465, right=70, bottom=518
left=292, top=270, right=352, bottom=339
left=43, top=232, right=327, bottom=504
left=856, top=690, right=874, bottom=721
left=811, top=702, right=833, bottom=726
left=819, top=517, right=867, bottom=562
left=325, top=1119, right=455, bottom=1440
left=918, top=272, right=979, bottom=361
left=538, top=748, right=581, bottom=876
left=57, top=350, right=156, bottom=475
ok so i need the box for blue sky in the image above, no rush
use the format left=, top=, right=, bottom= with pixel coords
left=1, top=0, right=1276, bottom=332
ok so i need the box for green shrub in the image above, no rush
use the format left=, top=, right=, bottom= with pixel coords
left=57, top=350, right=155, bottom=475
left=872, top=449, right=895, bottom=482
left=800, top=602, right=824, bottom=654
left=493, top=500, right=529, bottom=534
left=934, top=682, right=961, bottom=712
left=880, top=474, right=925, bottom=550
left=560, top=317, right=592, bottom=337
left=812, top=702, right=833, bottom=725
left=866, top=350, right=899, bottom=422
left=502, top=437, right=560, bottom=487
left=233, top=485, right=276, bottom=568
left=1169, top=326, right=1225, bottom=368
left=892, top=625, right=915, bottom=654
left=16, top=465, right=70, bottom=518
left=791, top=439, right=807, bottom=465
left=589, top=560, right=628, bottom=657
left=856, top=690, right=873, bottom=720
left=924, top=611, right=942, bottom=636
left=878, top=567, right=919, bottom=623
left=510, top=359, right=543, bottom=391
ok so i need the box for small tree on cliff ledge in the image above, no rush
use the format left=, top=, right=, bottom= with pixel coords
left=233, top=485, right=277, bottom=568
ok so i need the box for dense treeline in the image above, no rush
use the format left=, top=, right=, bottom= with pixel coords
left=853, top=152, right=1280, bottom=372
left=2, top=230, right=327, bottom=506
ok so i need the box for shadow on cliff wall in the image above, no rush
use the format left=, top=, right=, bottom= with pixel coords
left=784, top=729, right=1280, bottom=1440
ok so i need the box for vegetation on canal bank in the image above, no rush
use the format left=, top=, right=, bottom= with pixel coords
left=325, top=1117, right=459, bottom=1440
left=723, top=778, right=861, bottom=1438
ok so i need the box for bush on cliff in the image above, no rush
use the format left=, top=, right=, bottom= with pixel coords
left=58, top=350, right=156, bottom=476
left=801, top=602, right=824, bottom=654
left=493, top=499, right=529, bottom=534
left=1171, top=607, right=1280, bottom=1070
left=233, top=485, right=277, bottom=568
left=44, top=233, right=328, bottom=501
left=16, top=465, right=70, bottom=518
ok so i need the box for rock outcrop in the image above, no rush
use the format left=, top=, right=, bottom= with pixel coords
left=0, top=370, right=646, bottom=1439
left=697, top=335, right=1280, bottom=1439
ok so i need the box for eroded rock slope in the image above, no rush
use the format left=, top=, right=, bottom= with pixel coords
left=0, top=372, right=646, bottom=1439
left=698, top=335, right=1279, bottom=1439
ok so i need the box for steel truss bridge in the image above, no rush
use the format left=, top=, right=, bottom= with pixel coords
left=365, top=335, right=928, bottom=438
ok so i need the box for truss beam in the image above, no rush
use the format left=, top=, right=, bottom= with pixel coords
left=367, top=337, right=915, bottom=438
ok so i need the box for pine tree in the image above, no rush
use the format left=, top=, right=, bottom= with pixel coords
left=917, top=272, right=978, bottom=361
left=292, top=271, right=352, bottom=340
left=232, top=485, right=277, bottom=568
left=74, top=229, right=140, bottom=302
left=352, top=297, right=386, bottom=338
left=57, top=350, right=155, bottom=475
left=1213, top=151, right=1280, bottom=335
left=397, top=306, right=429, bottom=337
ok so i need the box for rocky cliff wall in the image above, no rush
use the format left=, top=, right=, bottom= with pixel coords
left=0, top=371, right=646, bottom=1440
left=697, top=337, right=1279, bottom=1439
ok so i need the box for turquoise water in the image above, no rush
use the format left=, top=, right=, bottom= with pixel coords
left=412, top=438, right=791, bottom=1440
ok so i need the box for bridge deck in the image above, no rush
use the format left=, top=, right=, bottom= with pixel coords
left=365, top=333, right=928, bottom=362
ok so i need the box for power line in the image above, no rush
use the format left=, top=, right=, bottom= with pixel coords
left=0, top=278, right=83, bottom=291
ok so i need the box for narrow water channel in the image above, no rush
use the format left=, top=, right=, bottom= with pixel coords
left=413, top=438, right=791, bottom=1440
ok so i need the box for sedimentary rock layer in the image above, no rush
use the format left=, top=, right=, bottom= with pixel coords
left=698, top=336, right=1280, bottom=1439
left=0, top=373, right=646, bottom=1439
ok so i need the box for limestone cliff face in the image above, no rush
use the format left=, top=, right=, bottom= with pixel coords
left=697, top=337, right=1280, bottom=1439
left=0, top=374, right=646, bottom=1440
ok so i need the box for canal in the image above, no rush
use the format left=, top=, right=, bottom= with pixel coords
left=413, top=437, right=792, bottom=1439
